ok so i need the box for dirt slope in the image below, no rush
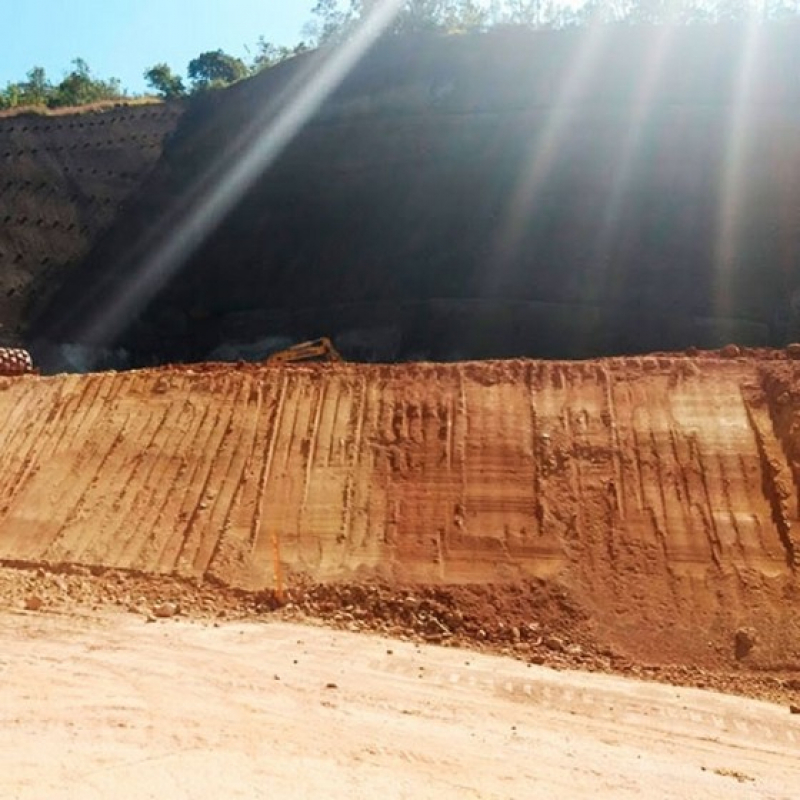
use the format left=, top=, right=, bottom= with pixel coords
left=0, top=102, right=183, bottom=341
left=33, top=24, right=800, bottom=363
left=1, top=352, right=799, bottom=670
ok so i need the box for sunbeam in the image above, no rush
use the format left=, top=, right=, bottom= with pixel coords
left=581, top=22, right=678, bottom=309
left=713, top=13, right=763, bottom=321
left=486, top=20, right=613, bottom=294
left=74, top=0, right=405, bottom=354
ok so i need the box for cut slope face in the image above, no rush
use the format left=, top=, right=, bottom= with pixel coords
left=34, top=25, right=800, bottom=363
left=0, top=354, right=799, bottom=666
left=0, top=103, right=183, bottom=341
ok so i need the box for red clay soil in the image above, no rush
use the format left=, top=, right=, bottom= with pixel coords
left=1, top=351, right=799, bottom=695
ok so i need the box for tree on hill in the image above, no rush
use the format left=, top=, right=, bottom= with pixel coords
left=187, top=50, right=249, bottom=90
left=53, top=58, right=124, bottom=107
left=144, top=63, right=186, bottom=98
left=144, top=40, right=304, bottom=100
left=249, top=37, right=311, bottom=74
left=22, top=67, right=51, bottom=106
left=308, top=0, right=800, bottom=41
left=0, top=66, right=50, bottom=109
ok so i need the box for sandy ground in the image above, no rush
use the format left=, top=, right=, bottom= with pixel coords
left=1, top=610, right=798, bottom=800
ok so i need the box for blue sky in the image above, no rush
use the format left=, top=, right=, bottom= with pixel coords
left=1, top=0, right=316, bottom=94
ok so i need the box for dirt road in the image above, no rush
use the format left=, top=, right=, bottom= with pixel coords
left=0, top=610, right=797, bottom=799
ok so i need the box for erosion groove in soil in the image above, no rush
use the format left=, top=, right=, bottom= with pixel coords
left=1, top=353, right=800, bottom=671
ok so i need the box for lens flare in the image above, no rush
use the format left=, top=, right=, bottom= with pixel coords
left=582, top=23, right=678, bottom=308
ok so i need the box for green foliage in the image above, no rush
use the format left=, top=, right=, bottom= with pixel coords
left=308, top=0, right=354, bottom=44
left=53, top=58, right=124, bottom=107
left=187, top=50, right=249, bottom=90
left=144, top=63, right=186, bottom=98
left=250, top=37, right=310, bottom=74
left=0, top=59, right=125, bottom=110
left=308, top=0, right=800, bottom=42
left=22, top=67, right=51, bottom=106
left=4, top=0, right=800, bottom=113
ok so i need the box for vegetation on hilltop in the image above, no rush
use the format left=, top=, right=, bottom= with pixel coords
left=2, top=0, right=799, bottom=110
left=308, top=0, right=800, bottom=41
left=0, top=59, right=128, bottom=111
left=143, top=41, right=311, bottom=98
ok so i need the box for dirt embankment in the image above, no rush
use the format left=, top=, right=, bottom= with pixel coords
left=1, top=352, right=799, bottom=689
left=32, top=24, right=800, bottom=364
left=0, top=102, right=183, bottom=342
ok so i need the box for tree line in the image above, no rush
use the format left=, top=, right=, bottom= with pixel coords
left=0, top=59, right=125, bottom=111
left=2, top=0, right=799, bottom=110
left=309, top=0, right=800, bottom=41
left=0, top=37, right=313, bottom=110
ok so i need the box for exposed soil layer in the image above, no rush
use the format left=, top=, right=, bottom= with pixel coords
left=0, top=101, right=183, bottom=342
left=1, top=351, right=799, bottom=692
left=32, top=24, right=800, bottom=364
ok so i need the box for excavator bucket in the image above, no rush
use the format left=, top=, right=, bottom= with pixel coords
left=0, top=347, right=35, bottom=376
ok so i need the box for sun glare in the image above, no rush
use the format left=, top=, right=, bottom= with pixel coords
left=64, top=0, right=781, bottom=357
left=713, top=13, right=763, bottom=321
left=581, top=23, right=678, bottom=308
left=76, top=0, right=405, bottom=354
left=487, top=21, right=612, bottom=292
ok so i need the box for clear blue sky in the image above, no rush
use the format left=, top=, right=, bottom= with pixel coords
left=1, top=0, right=316, bottom=94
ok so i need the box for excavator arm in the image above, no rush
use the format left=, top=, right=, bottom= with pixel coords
left=265, top=338, right=343, bottom=365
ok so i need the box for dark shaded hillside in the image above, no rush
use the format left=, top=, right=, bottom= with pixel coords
left=33, top=24, right=800, bottom=365
left=0, top=102, right=184, bottom=345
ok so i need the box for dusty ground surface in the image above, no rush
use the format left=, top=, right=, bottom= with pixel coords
left=2, top=563, right=799, bottom=710
left=1, top=608, right=798, bottom=800
left=1, top=351, right=800, bottom=705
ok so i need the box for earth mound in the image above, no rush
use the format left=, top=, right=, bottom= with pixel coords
left=1, top=351, right=799, bottom=682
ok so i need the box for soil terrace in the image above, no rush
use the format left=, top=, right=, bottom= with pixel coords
left=0, top=101, right=183, bottom=342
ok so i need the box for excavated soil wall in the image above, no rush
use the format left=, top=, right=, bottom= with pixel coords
left=1, top=353, right=799, bottom=668
left=0, top=102, right=183, bottom=343
left=33, top=24, right=800, bottom=365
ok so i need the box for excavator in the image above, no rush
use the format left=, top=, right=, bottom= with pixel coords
left=264, top=337, right=343, bottom=365
left=0, top=347, right=36, bottom=376
left=0, top=339, right=340, bottom=375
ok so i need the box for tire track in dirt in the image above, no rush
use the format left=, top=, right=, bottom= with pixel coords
left=368, top=652, right=800, bottom=750
left=169, top=372, right=235, bottom=574
left=0, top=357, right=799, bottom=666
left=29, top=375, right=126, bottom=560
